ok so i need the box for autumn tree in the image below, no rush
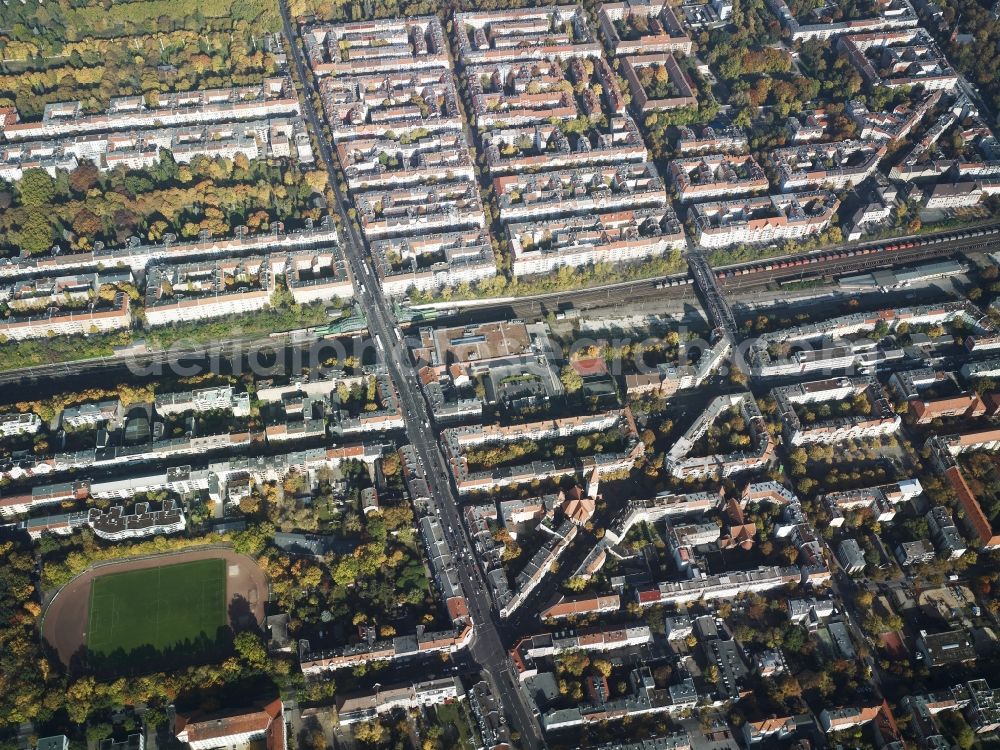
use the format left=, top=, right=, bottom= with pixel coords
left=353, top=720, right=386, bottom=745
left=18, top=169, right=56, bottom=207
left=234, top=632, right=269, bottom=672
left=72, top=209, right=102, bottom=238
left=560, top=364, right=583, bottom=394
left=69, top=162, right=101, bottom=194
left=15, top=213, right=55, bottom=255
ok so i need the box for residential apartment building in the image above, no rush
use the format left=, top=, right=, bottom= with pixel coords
left=0, top=293, right=131, bottom=341
left=927, top=505, right=967, bottom=558
left=0, top=480, right=89, bottom=517
left=963, top=357, right=1000, bottom=380
left=355, top=179, right=486, bottom=239
left=896, top=539, right=937, bottom=566
left=453, top=7, right=602, bottom=65
left=750, top=302, right=991, bottom=365
left=0, top=411, right=42, bottom=437
left=675, top=125, right=748, bottom=155
left=911, top=392, right=986, bottom=423
left=507, top=207, right=684, bottom=277
left=837, top=538, right=867, bottom=574
left=743, top=715, right=816, bottom=745
left=334, top=130, right=473, bottom=191
left=0, top=443, right=374, bottom=502
left=468, top=60, right=579, bottom=128
left=772, top=377, right=901, bottom=446
left=765, top=0, right=917, bottom=40
left=664, top=393, right=774, bottom=479
left=496, top=520, right=579, bottom=617
left=3, top=79, right=299, bottom=142
left=540, top=667, right=699, bottom=730
left=928, top=439, right=1000, bottom=550
left=336, top=678, right=462, bottom=725
left=60, top=400, right=121, bottom=429
left=304, top=18, right=450, bottom=77
left=823, top=479, right=923, bottom=526
left=482, top=115, right=647, bottom=175
left=155, top=386, right=251, bottom=417
left=420, top=514, right=467, bottom=612
left=329, top=373, right=405, bottom=434
left=768, top=140, right=886, bottom=192
left=819, top=705, right=882, bottom=733
left=441, top=409, right=644, bottom=493
left=839, top=29, right=959, bottom=91
left=493, top=162, right=667, bottom=222
left=889, top=94, right=980, bottom=179
left=371, top=229, right=496, bottom=298
left=925, top=181, right=985, bottom=209
left=620, top=53, right=699, bottom=111
left=847, top=90, right=941, bottom=142
left=786, top=110, right=831, bottom=143
left=299, top=623, right=473, bottom=674
left=889, top=367, right=953, bottom=400
left=143, top=256, right=273, bottom=326
left=598, top=1, right=693, bottom=55
left=0, top=222, right=340, bottom=283
left=538, top=594, right=622, bottom=620
left=624, top=339, right=730, bottom=398
left=512, top=624, right=650, bottom=677
left=87, top=500, right=186, bottom=541
left=0, top=117, right=313, bottom=181
left=691, top=191, right=840, bottom=248
left=1, top=269, right=132, bottom=311
left=669, top=154, right=768, bottom=201
left=319, top=69, right=462, bottom=141
left=282, top=248, right=354, bottom=304
left=635, top=565, right=802, bottom=606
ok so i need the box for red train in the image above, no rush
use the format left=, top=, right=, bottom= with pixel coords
left=714, top=226, right=1000, bottom=282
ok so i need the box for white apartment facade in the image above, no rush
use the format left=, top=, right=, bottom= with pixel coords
left=2, top=79, right=300, bottom=141
left=692, top=191, right=840, bottom=248
left=0, top=294, right=131, bottom=341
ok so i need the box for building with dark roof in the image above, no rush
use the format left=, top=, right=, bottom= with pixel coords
left=917, top=629, right=977, bottom=667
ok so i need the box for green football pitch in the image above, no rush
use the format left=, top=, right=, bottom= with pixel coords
left=87, top=558, right=227, bottom=657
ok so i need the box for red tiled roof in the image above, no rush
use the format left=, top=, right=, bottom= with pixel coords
left=572, top=357, right=609, bottom=378
left=956, top=428, right=1000, bottom=446
left=563, top=495, right=596, bottom=524
left=540, top=594, right=620, bottom=618
left=875, top=700, right=902, bottom=742
left=637, top=589, right=661, bottom=604
left=177, top=698, right=284, bottom=750
left=945, top=465, right=1000, bottom=548
left=910, top=393, right=982, bottom=422
left=447, top=596, right=469, bottom=622
left=0, top=494, right=31, bottom=508
left=749, top=717, right=793, bottom=733
left=880, top=631, right=907, bottom=660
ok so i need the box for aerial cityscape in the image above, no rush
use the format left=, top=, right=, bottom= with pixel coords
left=1, top=0, right=1000, bottom=748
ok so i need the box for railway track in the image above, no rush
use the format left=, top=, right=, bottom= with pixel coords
left=420, top=225, right=1000, bottom=323
left=714, top=224, right=1000, bottom=290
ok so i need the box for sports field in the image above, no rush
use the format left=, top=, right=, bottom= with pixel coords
left=87, top=558, right=227, bottom=657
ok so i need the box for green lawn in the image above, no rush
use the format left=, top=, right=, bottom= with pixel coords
left=87, top=559, right=227, bottom=657
left=432, top=702, right=478, bottom=750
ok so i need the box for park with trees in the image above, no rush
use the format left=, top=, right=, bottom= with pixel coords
left=0, top=155, right=328, bottom=258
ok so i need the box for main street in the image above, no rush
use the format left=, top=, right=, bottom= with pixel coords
left=276, top=3, right=545, bottom=746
